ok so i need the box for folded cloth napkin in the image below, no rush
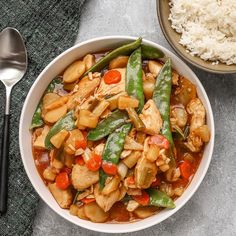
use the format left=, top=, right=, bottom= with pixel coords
left=0, top=0, right=85, bottom=235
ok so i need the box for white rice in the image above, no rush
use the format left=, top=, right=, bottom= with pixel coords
left=169, top=0, right=236, bottom=65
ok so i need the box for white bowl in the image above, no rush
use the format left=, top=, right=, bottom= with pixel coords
left=19, top=36, right=215, bottom=233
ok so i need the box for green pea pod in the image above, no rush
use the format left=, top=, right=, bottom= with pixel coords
left=30, top=77, right=63, bottom=129
left=102, top=123, right=132, bottom=164
left=87, top=110, right=128, bottom=141
left=30, top=104, right=44, bottom=129
left=153, top=58, right=174, bottom=147
left=126, top=47, right=144, bottom=113
left=45, top=111, right=76, bottom=149
left=45, top=77, right=63, bottom=93
left=84, top=37, right=142, bottom=76
left=141, top=44, right=165, bottom=59
left=99, top=169, right=107, bottom=190
left=147, top=189, right=175, bottom=209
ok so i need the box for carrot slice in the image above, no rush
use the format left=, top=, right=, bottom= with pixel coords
left=103, top=70, right=121, bottom=84
left=81, top=197, right=96, bottom=204
left=75, top=156, right=85, bottom=166
left=102, top=161, right=117, bottom=175
left=86, top=153, right=102, bottom=171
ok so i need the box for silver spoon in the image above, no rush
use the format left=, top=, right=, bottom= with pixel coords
left=0, top=27, right=27, bottom=214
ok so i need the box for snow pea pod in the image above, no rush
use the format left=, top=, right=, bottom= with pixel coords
left=30, top=77, right=63, bottom=129
left=102, top=123, right=132, bottom=164
left=45, top=111, right=76, bottom=149
left=30, top=104, right=44, bottom=129
left=126, top=47, right=144, bottom=113
left=99, top=169, right=107, bottom=190
left=147, top=188, right=175, bottom=209
left=84, top=37, right=142, bottom=76
left=87, top=110, right=128, bottom=141
left=152, top=58, right=174, bottom=147
left=141, top=44, right=164, bottom=59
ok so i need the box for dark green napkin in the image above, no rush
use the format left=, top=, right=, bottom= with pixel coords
left=0, top=0, right=85, bottom=235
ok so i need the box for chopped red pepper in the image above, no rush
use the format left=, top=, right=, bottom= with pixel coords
left=55, top=172, right=70, bottom=190
left=149, top=135, right=170, bottom=149
left=179, top=160, right=194, bottom=179
left=132, top=191, right=150, bottom=206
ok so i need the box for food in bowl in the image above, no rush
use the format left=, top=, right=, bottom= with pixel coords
left=30, top=37, right=210, bottom=223
left=169, top=0, right=236, bottom=65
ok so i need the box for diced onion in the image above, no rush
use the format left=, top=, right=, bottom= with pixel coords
left=117, top=162, right=128, bottom=179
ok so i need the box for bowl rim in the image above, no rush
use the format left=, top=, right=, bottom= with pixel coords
left=156, top=0, right=236, bottom=74
left=19, top=35, right=215, bottom=233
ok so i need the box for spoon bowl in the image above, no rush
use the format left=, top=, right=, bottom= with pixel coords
left=0, top=27, right=27, bottom=214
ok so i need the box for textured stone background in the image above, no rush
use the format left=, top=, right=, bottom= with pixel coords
left=33, top=0, right=236, bottom=235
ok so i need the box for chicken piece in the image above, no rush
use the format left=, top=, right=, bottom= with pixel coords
left=67, top=76, right=100, bottom=109
left=185, top=133, right=203, bottom=153
left=187, top=98, right=206, bottom=133
left=135, top=155, right=158, bottom=189
left=33, top=125, right=50, bottom=149
left=96, top=68, right=126, bottom=97
left=170, top=104, right=188, bottom=128
left=48, top=183, right=72, bottom=208
left=71, top=164, right=99, bottom=190
left=94, top=184, right=121, bottom=212
left=139, top=99, right=163, bottom=135
left=185, top=98, right=206, bottom=152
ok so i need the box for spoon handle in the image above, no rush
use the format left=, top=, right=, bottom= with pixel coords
left=0, top=114, right=10, bottom=214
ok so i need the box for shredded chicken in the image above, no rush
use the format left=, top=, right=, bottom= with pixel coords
left=139, top=99, right=163, bottom=135
left=67, top=76, right=100, bottom=109
left=96, top=68, right=126, bottom=97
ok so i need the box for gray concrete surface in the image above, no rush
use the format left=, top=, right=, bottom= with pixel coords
left=32, top=0, right=236, bottom=235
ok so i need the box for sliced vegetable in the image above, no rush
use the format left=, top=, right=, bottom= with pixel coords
left=30, top=77, right=63, bottom=129
left=72, top=191, right=81, bottom=204
left=99, top=168, right=107, bottom=189
left=63, top=60, right=85, bottom=83
left=148, top=135, right=170, bottom=149
left=147, top=188, right=175, bottom=209
left=132, top=191, right=150, bottom=206
left=45, top=111, right=76, bottom=149
left=153, top=58, right=173, bottom=147
left=126, top=107, right=145, bottom=131
left=86, top=153, right=102, bottom=171
left=75, top=156, right=85, bottom=165
left=81, top=197, right=96, bottom=204
left=102, top=123, right=132, bottom=165
left=179, top=160, right=194, bottom=179
left=141, top=44, right=164, bottom=59
left=126, top=47, right=144, bottom=113
left=102, top=161, right=118, bottom=176
left=84, top=37, right=142, bottom=75
left=118, top=96, right=139, bottom=110
left=30, top=104, right=44, bottom=129
left=83, top=201, right=109, bottom=223
left=78, top=110, right=98, bottom=128
left=103, top=70, right=121, bottom=84
left=55, top=172, right=71, bottom=190
left=109, top=56, right=129, bottom=69
left=87, top=110, right=128, bottom=141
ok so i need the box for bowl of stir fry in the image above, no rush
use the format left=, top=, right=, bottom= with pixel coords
left=19, top=36, right=214, bottom=233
